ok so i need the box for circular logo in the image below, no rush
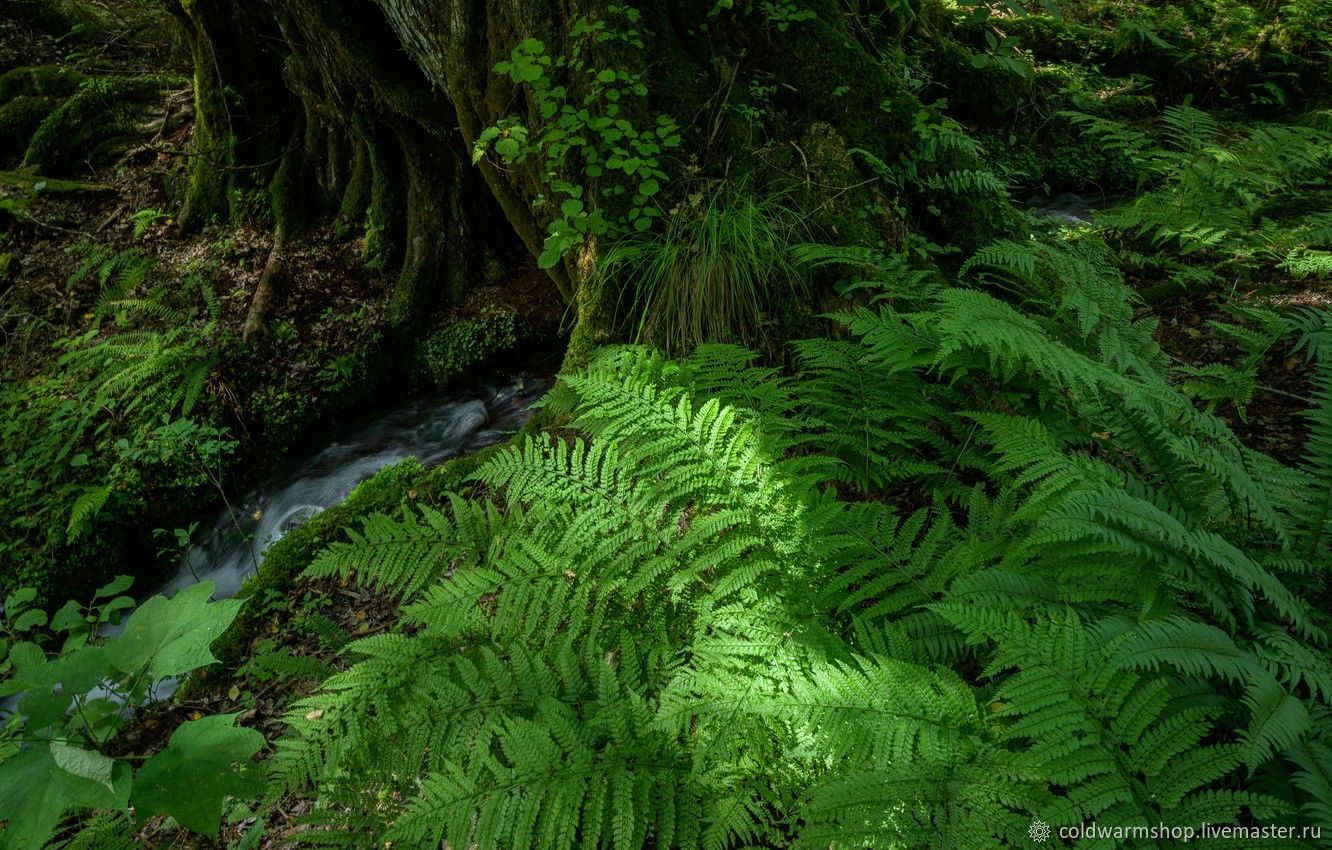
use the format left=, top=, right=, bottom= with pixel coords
left=1029, top=819, right=1052, bottom=844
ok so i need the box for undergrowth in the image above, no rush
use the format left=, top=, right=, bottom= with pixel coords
left=0, top=247, right=231, bottom=599
left=249, top=235, right=1332, bottom=848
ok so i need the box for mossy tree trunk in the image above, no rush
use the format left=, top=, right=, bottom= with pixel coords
left=170, top=0, right=1014, bottom=358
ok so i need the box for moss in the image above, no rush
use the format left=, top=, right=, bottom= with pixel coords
left=200, top=432, right=513, bottom=678
left=269, top=139, right=301, bottom=231
left=387, top=126, right=462, bottom=339
left=0, top=96, right=58, bottom=161
left=560, top=243, right=613, bottom=374
left=417, top=310, right=519, bottom=387
left=83, top=134, right=139, bottom=168
left=362, top=127, right=401, bottom=269
left=0, top=196, right=29, bottom=221
left=796, top=122, right=882, bottom=248
left=0, top=169, right=112, bottom=194
left=0, top=65, right=86, bottom=105
left=768, top=1, right=905, bottom=146
left=23, top=76, right=170, bottom=174
left=199, top=456, right=425, bottom=677
left=68, top=100, right=147, bottom=166
left=0, top=167, right=111, bottom=223
left=176, top=6, right=234, bottom=229
left=334, top=140, right=370, bottom=240
left=17, top=0, right=122, bottom=39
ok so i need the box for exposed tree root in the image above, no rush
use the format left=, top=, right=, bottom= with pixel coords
left=242, top=226, right=287, bottom=343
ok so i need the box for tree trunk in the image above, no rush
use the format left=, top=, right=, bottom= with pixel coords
left=169, top=0, right=1014, bottom=360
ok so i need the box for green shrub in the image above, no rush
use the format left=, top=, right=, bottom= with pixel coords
left=417, top=311, right=518, bottom=387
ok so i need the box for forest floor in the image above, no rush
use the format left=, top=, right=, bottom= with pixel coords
left=5, top=0, right=1320, bottom=625
left=2, top=7, right=562, bottom=534
left=1155, top=288, right=1323, bottom=463
left=2, top=15, right=565, bottom=841
left=7, top=108, right=1317, bottom=464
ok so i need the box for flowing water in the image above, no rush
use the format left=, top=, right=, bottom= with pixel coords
left=160, top=375, right=548, bottom=602
left=1027, top=191, right=1121, bottom=225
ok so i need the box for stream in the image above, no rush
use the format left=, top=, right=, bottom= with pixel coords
left=1026, top=191, right=1122, bottom=225
left=160, top=375, right=548, bottom=603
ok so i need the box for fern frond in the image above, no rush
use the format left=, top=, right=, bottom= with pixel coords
left=303, top=500, right=487, bottom=602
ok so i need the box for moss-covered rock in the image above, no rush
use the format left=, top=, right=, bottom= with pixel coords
left=0, top=96, right=57, bottom=161
left=0, top=65, right=86, bottom=104
left=198, top=405, right=557, bottom=678
left=796, top=122, right=886, bottom=249
left=23, top=75, right=175, bottom=174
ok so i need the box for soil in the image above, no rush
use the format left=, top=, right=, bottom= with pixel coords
left=1151, top=282, right=1332, bottom=465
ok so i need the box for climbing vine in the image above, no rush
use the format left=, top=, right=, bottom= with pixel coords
left=473, top=6, right=682, bottom=269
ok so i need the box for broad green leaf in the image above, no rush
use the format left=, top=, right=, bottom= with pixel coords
left=104, top=582, right=242, bottom=680
left=7, top=642, right=42, bottom=671
left=538, top=245, right=563, bottom=269
left=0, top=742, right=130, bottom=849
left=16, top=645, right=109, bottom=732
left=93, top=575, right=133, bottom=599
left=50, top=740, right=117, bottom=794
left=132, top=713, right=264, bottom=835
left=51, top=599, right=83, bottom=633
left=97, top=595, right=135, bottom=625
left=4, top=588, right=35, bottom=615
left=11, top=609, right=46, bottom=632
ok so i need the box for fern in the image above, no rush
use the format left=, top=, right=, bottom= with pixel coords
left=303, top=498, right=494, bottom=602
left=237, top=644, right=336, bottom=685
left=1067, top=105, right=1332, bottom=286
left=264, top=234, right=1332, bottom=847
left=1295, top=344, right=1332, bottom=560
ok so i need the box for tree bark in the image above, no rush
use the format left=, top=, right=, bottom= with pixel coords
left=169, top=0, right=1014, bottom=358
